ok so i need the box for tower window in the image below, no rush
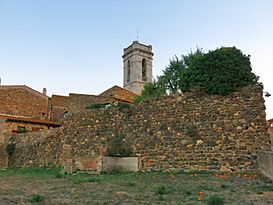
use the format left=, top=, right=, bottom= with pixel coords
left=142, top=58, right=147, bottom=81
left=127, top=60, right=130, bottom=83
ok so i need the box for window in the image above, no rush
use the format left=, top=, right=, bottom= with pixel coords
left=142, top=58, right=147, bottom=81
left=127, top=60, right=130, bottom=83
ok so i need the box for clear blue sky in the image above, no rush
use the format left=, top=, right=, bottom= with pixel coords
left=0, top=0, right=273, bottom=119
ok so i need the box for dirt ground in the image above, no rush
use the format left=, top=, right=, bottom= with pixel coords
left=0, top=168, right=273, bottom=205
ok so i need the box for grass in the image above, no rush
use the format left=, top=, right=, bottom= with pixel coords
left=28, top=194, right=45, bottom=203
left=0, top=168, right=273, bottom=204
left=0, top=167, right=62, bottom=178
left=207, top=195, right=224, bottom=205
left=154, top=185, right=171, bottom=200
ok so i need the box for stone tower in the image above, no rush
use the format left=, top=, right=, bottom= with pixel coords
left=123, top=41, right=153, bottom=95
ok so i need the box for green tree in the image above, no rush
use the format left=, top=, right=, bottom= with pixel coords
left=179, top=47, right=259, bottom=95
left=135, top=46, right=259, bottom=103
left=158, top=48, right=204, bottom=94
left=134, top=82, right=165, bottom=103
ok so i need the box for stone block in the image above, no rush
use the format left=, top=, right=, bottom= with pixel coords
left=258, top=152, right=273, bottom=181
left=102, top=157, right=139, bottom=172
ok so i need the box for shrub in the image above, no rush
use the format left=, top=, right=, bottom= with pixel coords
left=86, top=103, right=106, bottom=109
left=184, top=123, right=199, bottom=138
left=6, top=142, right=16, bottom=156
left=207, top=195, right=224, bottom=205
left=154, top=185, right=171, bottom=200
left=105, top=134, right=132, bottom=157
left=116, top=102, right=131, bottom=109
left=29, top=194, right=45, bottom=203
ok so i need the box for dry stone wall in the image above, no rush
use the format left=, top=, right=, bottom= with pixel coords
left=1, top=85, right=270, bottom=172
left=62, top=85, right=270, bottom=172
left=8, top=128, right=62, bottom=167
left=68, top=94, right=115, bottom=114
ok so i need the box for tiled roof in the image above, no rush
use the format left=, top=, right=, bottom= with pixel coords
left=0, top=85, right=48, bottom=99
left=0, top=114, right=61, bottom=127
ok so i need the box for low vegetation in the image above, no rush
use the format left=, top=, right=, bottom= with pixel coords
left=1, top=168, right=273, bottom=204
left=86, top=102, right=131, bottom=110
left=105, top=134, right=133, bottom=157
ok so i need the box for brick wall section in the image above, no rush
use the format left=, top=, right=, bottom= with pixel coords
left=63, top=85, right=270, bottom=172
left=0, top=86, right=48, bottom=119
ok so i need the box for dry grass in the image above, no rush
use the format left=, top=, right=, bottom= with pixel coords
left=0, top=168, right=273, bottom=204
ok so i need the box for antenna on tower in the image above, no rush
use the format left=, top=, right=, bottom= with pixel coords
left=136, top=29, right=139, bottom=41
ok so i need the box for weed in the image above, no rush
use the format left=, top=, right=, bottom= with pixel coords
left=116, top=102, right=131, bottom=109
left=207, top=195, right=224, bottom=205
left=103, top=167, right=129, bottom=175
left=154, top=185, right=170, bottom=200
left=6, top=143, right=16, bottom=156
left=126, top=181, right=137, bottom=187
left=197, top=184, right=215, bottom=191
left=257, top=185, right=273, bottom=191
left=86, top=103, right=106, bottom=109
left=105, top=134, right=132, bottom=157
left=184, top=123, right=199, bottom=138
left=29, top=194, right=45, bottom=203
left=220, top=183, right=229, bottom=189
left=71, top=176, right=98, bottom=184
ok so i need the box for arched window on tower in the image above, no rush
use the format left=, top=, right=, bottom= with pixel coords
left=127, top=60, right=130, bottom=83
left=142, top=58, right=147, bottom=81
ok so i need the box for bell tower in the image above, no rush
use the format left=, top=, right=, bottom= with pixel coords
left=122, top=41, right=153, bottom=95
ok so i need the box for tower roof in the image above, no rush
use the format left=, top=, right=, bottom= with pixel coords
left=122, top=41, right=153, bottom=59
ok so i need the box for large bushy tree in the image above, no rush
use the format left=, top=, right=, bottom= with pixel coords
left=135, top=46, right=259, bottom=102
left=179, top=47, right=259, bottom=95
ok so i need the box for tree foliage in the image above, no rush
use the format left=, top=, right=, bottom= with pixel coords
left=134, top=82, right=165, bottom=103
left=135, top=46, right=259, bottom=102
left=179, top=47, right=259, bottom=95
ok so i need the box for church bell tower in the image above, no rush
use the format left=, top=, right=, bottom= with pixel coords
left=122, top=41, right=153, bottom=95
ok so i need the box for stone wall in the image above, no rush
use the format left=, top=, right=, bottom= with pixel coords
left=99, top=86, right=138, bottom=103
left=268, top=127, right=273, bottom=151
left=1, top=120, right=49, bottom=135
left=1, top=85, right=270, bottom=172
left=0, top=122, right=8, bottom=168
left=62, top=85, right=270, bottom=172
left=0, top=86, right=48, bottom=119
left=68, top=93, right=115, bottom=114
left=8, top=128, right=62, bottom=168
left=258, top=152, right=273, bottom=180
left=48, top=95, right=69, bottom=122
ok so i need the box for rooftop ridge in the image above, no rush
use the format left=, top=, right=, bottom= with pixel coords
left=0, top=85, right=48, bottom=99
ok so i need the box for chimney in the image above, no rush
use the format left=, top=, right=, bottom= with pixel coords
left=42, top=88, right=47, bottom=95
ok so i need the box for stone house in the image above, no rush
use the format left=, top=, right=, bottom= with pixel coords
left=0, top=114, right=61, bottom=135
left=0, top=85, right=49, bottom=119
left=48, top=85, right=137, bottom=121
